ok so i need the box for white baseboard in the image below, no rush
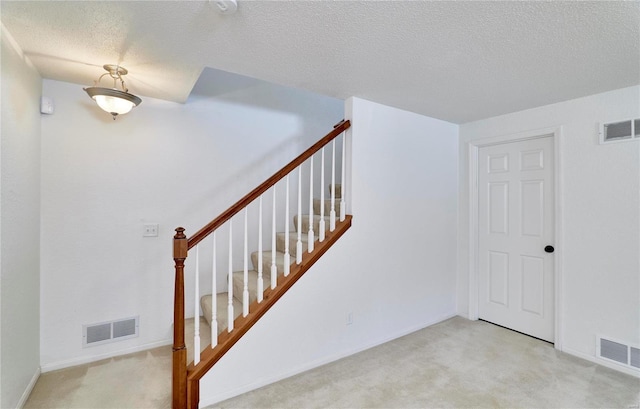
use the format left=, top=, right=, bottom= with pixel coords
left=16, top=367, right=40, bottom=409
left=562, top=346, right=640, bottom=378
left=199, top=311, right=457, bottom=407
left=40, top=338, right=172, bottom=373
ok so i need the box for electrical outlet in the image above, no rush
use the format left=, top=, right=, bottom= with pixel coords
left=347, top=312, right=353, bottom=325
left=143, top=224, right=159, bottom=237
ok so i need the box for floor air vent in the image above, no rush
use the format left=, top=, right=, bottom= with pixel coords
left=83, top=316, right=139, bottom=347
left=597, top=336, right=640, bottom=371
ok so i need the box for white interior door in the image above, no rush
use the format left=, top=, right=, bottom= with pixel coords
left=478, top=136, right=555, bottom=342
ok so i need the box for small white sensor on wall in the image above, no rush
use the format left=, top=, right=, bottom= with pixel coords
left=40, top=96, right=54, bottom=115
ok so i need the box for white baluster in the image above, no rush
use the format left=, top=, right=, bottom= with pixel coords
left=330, top=140, right=337, bottom=231
left=308, top=155, right=315, bottom=253
left=211, top=232, right=217, bottom=346
left=194, top=245, right=201, bottom=365
left=296, top=166, right=303, bottom=264
left=242, top=208, right=249, bottom=317
left=271, top=186, right=277, bottom=289
left=257, top=196, right=263, bottom=303
left=228, top=220, right=234, bottom=332
left=284, top=175, right=290, bottom=277
left=340, top=132, right=346, bottom=222
left=319, top=147, right=326, bottom=242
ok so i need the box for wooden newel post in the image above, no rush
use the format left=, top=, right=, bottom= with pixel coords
left=172, top=227, right=188, bottom=409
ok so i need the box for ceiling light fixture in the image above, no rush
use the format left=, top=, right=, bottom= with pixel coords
left=84, top=64, right=142, bottom=120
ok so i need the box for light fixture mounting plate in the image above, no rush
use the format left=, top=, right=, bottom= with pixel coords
left=213, top=0, right=237, bottom=14
left=103, top=64, right=128, bottom=76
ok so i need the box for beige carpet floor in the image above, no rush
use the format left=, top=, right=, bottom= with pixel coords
left=25, top=317, right=640, bottom=408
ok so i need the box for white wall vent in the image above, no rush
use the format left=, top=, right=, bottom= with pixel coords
left=599, top=118, right=640, bottom=144
left=83, top=316, right=139, bottom=347
left=597, top=335, right=640, bottom=371
left=631, top=346, right=640, bottom=369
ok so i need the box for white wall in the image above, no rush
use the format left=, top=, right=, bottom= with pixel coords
left=39, top=73, right=343, bottom=370
left=199, top=97, right=459, bottom=405
left=0, top=25, right=42, bottom=408
left=457, top=86, right=640, bottom=371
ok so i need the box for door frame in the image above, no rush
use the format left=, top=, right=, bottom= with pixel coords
left=467, top=126, right=564, bottom=350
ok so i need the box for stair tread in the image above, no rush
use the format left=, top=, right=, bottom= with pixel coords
left=232, top=269, right=270, bottom=305
left=327, top=184, right=342, bottom=199
left=294, top=214, right=333, bottom=233
left=303, top=214, right=331, bottom=220
left=251, top=250, right=294, bottom=275
left=276, top=231, right=314, bottom=257
left=200, top=293, right=243, bottom=334
left=313, top=198, right=343, bottom=216
left=251, top=250, right=294, bottom=262
left=275, top=231, right=309, bottom=242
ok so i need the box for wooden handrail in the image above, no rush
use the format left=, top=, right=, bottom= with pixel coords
left=187, top=119, right=350, bottom=249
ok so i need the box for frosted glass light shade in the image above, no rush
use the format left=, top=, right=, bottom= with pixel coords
left=84, top=87, right=142, bottom=118
left=94, top=94, right=135, bottom=115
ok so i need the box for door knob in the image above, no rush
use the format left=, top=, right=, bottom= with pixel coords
left=544, top=245, right=555, bottom=253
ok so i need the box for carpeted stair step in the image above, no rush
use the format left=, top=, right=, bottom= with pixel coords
left=293, top=214, right=332, bottom=234
left=200, top=293, right=242, bottom=334
left=231, top=269, right=271, bottom=305
left=328, top=183, right=342, bottom=199
left=313, top=199, right=342, bottom=217
left=275, top=232, right=310, bottom=257
left=251, top=250, right=293, bottom=276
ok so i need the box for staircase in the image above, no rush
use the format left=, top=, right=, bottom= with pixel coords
left=200, top=190, right=343, bottom=332
left=171, top=120, right=351, bottom=409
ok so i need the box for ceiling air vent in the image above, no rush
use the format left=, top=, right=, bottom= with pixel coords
left=599, top=118, right=640, bottom=144
left=83, top=316, right=139, bottom=347
left=597, top=335, right=640, bottom=371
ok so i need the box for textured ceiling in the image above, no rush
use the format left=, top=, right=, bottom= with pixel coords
left=1, top=1, right=639, bottom=123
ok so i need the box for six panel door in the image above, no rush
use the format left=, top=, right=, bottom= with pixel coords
left=478, top=136, right=555, bottom=342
